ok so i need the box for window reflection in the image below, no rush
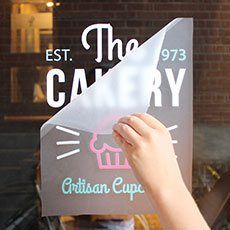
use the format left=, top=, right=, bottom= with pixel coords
left=10, top=66, right=52, bottom=103
left=11, top=0, right=53, bottom=53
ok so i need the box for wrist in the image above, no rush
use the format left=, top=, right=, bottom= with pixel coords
left=157, top=183, right=188, bottom=204
left=145, top=180, right=188, bottom=205
left=150, top=183, right=210, bottom=230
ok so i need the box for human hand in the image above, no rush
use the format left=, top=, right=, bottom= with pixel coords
left=113, top=113, right=209, bottom=229
left=112, top=113, right=185, bottom=196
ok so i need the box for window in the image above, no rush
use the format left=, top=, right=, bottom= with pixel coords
left=10, top=66, right=52, bottom=103
left=11, top=0, right=53, bottom=53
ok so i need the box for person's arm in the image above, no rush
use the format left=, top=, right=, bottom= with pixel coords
left=112, top=113, right=209, bottom=230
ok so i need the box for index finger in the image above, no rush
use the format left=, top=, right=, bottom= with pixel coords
left=118, top=115, right=152, bottom=137
left=133, top=113, right=167, bottom=131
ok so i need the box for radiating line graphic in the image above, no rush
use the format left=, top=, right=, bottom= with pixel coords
left=56, top=125, right=80, bottom=136
left=56, top=140, right=80, bottom=145
left=56, top=125, right=81, bottom=160
left=57, top=149, right=80, bottom=160
left=167, top=125, right=178, bottom=144
left=167, top=125, right=178, bottom=131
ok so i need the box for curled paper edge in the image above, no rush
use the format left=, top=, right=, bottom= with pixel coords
left=41, top=18, right=184, bottom=138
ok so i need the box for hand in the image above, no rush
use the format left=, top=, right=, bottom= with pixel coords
left=112, top=113, right=184, bottom=195
left=112, top=113, right=209, bottom=230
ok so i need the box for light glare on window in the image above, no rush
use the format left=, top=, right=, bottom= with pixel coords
left=46, top=2, right=54, bottom=8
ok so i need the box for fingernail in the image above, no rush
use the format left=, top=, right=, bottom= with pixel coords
left=132, top=113, right=141, bottom=116
left=118, top=117, right=124, bottom=122
left=119, top=116, right=129, bottom=122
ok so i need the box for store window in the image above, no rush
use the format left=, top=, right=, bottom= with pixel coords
left=9, top=1, right=56, bottom=105
left=11, top=0, right=53, bottom=53
left=10, top=66, right=52, bottom=103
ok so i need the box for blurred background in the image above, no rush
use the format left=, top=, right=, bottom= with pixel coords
left=0, top=0, right=229, bottom=229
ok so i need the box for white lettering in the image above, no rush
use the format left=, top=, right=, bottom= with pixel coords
left=46, top=69, right=65, bottom=108
left=81, top=24, right=139, bottom=63
left=165, top=68, right=186, bottom=107
left=70, top=69, right=88, bottom=101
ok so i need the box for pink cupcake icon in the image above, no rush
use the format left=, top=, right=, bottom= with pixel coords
left=89, top=115, right=131, bottom=170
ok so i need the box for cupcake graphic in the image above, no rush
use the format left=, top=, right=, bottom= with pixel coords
left=89, top=115, right=131, bottom=170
